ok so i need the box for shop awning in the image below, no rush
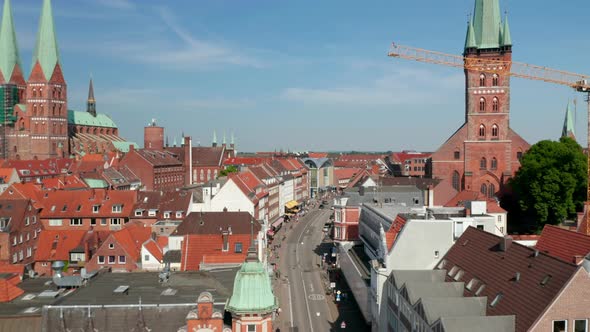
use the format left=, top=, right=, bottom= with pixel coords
left=272, top=217, right=284, bottom=229
left=285, top=200, right=299, bottom=209
left=267, top=230, right=275, bottom=237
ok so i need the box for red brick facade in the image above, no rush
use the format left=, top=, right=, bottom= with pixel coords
left=430, top=45, right=529, bottom=203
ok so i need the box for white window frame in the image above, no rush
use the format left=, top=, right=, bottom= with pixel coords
left=25, top=217, right=29, bottom=226
left=110, top=218, right=121, bottom=225
left=108, top=255, right=116, bottom=264
left=112, top=205, right=123, bottom=213
left=118, top=255, right=126, bottom=264
left=26, top=247, right=32, bottom=258
left=144, top=254, right=150, bottom=261
left=98, top=256, right=105, bottom=264
left=175, top=212, right=182, bottom=218
left=109, top=243, right=115, bottom=249
left=148, top=210, right=157, bottom=217
left=135, top=210, right=143, bottom=217
left=92, top=205, right=100, bottom=213
left=49, top=219, right=63, bottom=226
left=552, top=320, right=567, bottom=332
left=70, top=218, right=83, bottom=226
left=163, top=212, right=170, bottom=219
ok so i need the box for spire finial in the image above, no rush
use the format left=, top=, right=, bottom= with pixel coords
left=222, top=130, right=226, bottom=145
left=87, top=76, right=97, bottom=117
left=231, top=131, right=235, bottom=145
left=212, top=130, right=217, bottom=146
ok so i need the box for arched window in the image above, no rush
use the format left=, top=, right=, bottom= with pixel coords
left=492, top=97, right=499, bottom=112
left=454, top=150, right=460, bottom=160
left=52, top=104, right=56, bottom=116
left=480, top=183, right=488, bottom=195
left=480, top=74, right=486, bottom=87
left=452, top=171, right=460, bottom=191
left=32, top=88, right=37, bottom=97
left=40, top=104, right=44, bottom=115
left=491, top=158, right=498, bottom=170
left=492, top=124, right=499, bottom=138
left=39, top=88, right=43, bottom=97
left=517, top=151, right=523, bottom=161
left=489, top=184, right=496, bottom=198
left=33, top=104, right=37, bottom=116
left=480, top=157, right=487, bottom=170
left=492, top=74, right=499, bottom=86
left=479, top=97, right=486, bottom=112
left=479, top=124, right=486, bottom=138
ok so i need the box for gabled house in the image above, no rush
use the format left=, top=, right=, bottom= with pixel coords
left=208, top=170, right=269, bottom=222
left=85, top=221, right=152, bottom=272
left=249, top=164, right=282, bottom=223
left=33, top=230, right=88, bottom=276
left=141, top=237, right=166, bottom=271
left=3, top=158, right=73, bottom=183
left=119, top=145, right=185, bottom=191
left=40, top=189, right=137, bottom=231
left=535, top=225, right=590, bottom=264
left=0, top=168, right=19, bottom=193
left=171, top=211, right=262, bottom=271
left=0, top=198, right=42, bottom=267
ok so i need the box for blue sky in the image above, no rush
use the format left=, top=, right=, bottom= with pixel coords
left=9, top=0, right=590, bottom=152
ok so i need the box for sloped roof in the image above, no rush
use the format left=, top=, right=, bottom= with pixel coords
left=223, top=157, right=267, bottom=166
left=67, top=110, right=116, bottom=128
left=0, top=277, right=23, bottom=302
left=42, top=174, right=88, bottom=190
left=111, top=222, right=152, bottom=263
left=31, top=0, right=60, bottom=80
left=441, top=227, right=578, bottom=332
left=444, top=190, right=506, bottom=214
left=307, top=152, right=328, bottom=158
left=192, top=146, right=225, bottom=166
left=3, top=158, right=72, bottom=177
left=173, top=211, right=259, bottom=236
left=40, top=189, right=137, bottom=219
left=0, top=0, right=21, bottom=83
left=390, top=151, right=431, bottom=164
left=133, top=149, right=182, bottom=167
left=0, top=168, right=16, bottom=183
left=34, top=230, right=87, bottom=262
left=535, top=225, right=590, bottom=264
left=112, top=141, right=138, bottom=153
left=334, top=168, right=362, bottom=181
left=143, top=239, right=163, bottom=262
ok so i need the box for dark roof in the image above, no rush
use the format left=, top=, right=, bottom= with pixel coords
left=535, top=225, right=590, bottom=264
left=379, top=176, right=440, bottom=190
left=0, top=198, right=30, bottom=231
left=134, top=149, right=183, bottom=167
left=441, top=227, right=578, bottom=332
left=172, top=212, right=260, bottom=236
left=164, top=250, right=181, bottom=263
left=192, top=146, right=225, bottom=166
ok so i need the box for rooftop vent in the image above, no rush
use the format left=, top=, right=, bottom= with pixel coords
left=490, top=292, right=504, bottom=308
left=540, top=274, right=552, bottom=287
left=161, top=288, right=177, bottom=296
left=514, top=272, right=521, bottom=282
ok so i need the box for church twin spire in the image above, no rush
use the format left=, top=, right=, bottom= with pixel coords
left=0, top=0, right=21, bottom=83
left=31, top=0, right=60, bottom=80
left=465, top=0, right=511, bottom=51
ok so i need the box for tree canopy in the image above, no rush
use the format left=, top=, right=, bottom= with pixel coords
left=219, top=165, right=238, bottom=177
left=511, top=137, right=587, bottom=228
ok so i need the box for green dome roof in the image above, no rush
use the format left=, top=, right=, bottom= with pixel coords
left=226, top=257, right=277, bottom=314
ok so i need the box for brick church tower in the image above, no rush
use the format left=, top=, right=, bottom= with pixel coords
left=429, top=0, right=529, bottom=204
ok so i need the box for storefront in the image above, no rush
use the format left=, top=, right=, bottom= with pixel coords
left=285, top=200, right=299, bottom=217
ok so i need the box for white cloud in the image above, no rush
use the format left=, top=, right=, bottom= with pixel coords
left=280, top=67, right=463, bottom=107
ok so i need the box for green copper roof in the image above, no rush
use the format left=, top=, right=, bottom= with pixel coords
left=501, top=16, right=512, bottom=46
left=212, top=130, right=217, bottom=145
left=32, top=0, right=60, bottom=80
left=68, top=110, right=117, bottom=128
left=562, top=101, right=576, bottom=139
left=84, top=178, right=108, bottom=189
left=472, top=0, right=502, bottom=49
left=112, top=141, right=138, bottom=153
left=465, top=19, right=477, bottom=49
left=226, top=260, right=277, bottom=314
left=0, top=0, right=21, bottom=81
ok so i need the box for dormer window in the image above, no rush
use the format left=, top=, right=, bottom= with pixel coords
left=148, top=209, right=157, bottom=217
left=76, top=205, right=82, bottom=212
left=489, top=292, right=503, bottom=308
left=93, top=205, right=100, bottom=213
left=175, top=211, right=183, bottom=218
left=61, top=204, right=67, bottom=212
left=112, top=204, right=123, bottom=213
left=135, top=209, right=144, bottom=217
left=163, top=212, right=171, bottom=219
left=466, top=278, right=479, bottom=291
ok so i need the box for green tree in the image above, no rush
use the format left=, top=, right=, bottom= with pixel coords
left=219, top=165, right=238, bottom=177
left=511, top=137, right=587, bottom=228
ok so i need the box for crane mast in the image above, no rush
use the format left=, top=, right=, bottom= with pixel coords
left=388, top=42, right=590, bottom=201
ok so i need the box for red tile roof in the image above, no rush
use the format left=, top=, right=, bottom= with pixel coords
left=535, top=225, right=590, bottom=264
left=445, top=190, right=506, bottom=214
left=223, top=157, right=267, bottom=167
left=191, top=146, right=225, bottom=166
left=34, top=230, right=88, bottom=262
left=4, top=158, right=73, bottom=178
left=112, top=222, right=152, bottom=263
left=0, top=183, right=45, bottom=205
left=229, top=170, right=267, bottom=202
left=0, top=278, right=24, bottom=303
left=41, top=175, right=88, bottom=190
left=0, top=168, right=16, bottom=183
left=386, top=215, right=407, bottom=251
left=441, top=227, right=578, bottom=332
left=334, top=168, right=362, bottom=181
left=134, top=149, right=183, bottom=167
left=390, top=151, right=432, bottom=164
left=0, top=263, right=25, bottom=278
left=143, top=239, right=163, bottom=262
left=40, top=189, right=137, bottom=219
left=308, top=152, right=328, bottom=158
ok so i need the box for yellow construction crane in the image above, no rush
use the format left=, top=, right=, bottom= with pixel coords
left=388, top=42, right=590, bottom=201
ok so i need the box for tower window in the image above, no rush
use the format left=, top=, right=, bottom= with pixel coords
left=491, top=157, right=498, bottom=170
left=479, top=74, right=486, bottom=87
left=492, top=124, right=499, bottom=138
left=489, top=184, right=496, bottom=198
left=480, top=157, right=487, bottom=170
left=32, top=88, right=37, bottom=97
left=480, top=183, right=488, bottom=195
left=479, top=97, right=486, bottom=112
left=452, top=171, right=460, bottom=191
left=492, top=74, right=499, bottom=86
left=33, top=104, right=37, bottom=116
left=517, top=151, right=523, bottom=161
left=492, top=97, right=499, bottom=112
left=479, top=124, right=486, bottom=138
left=454, top=150, right=460, bottom=160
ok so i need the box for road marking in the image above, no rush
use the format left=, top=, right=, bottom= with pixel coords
left=310, top=283, right=314, bottom=292
left=288, top=281, right=294, bottom=328
left=308, top=294, right=325, bottom=301
left=301, top=271, right=314, bottom=332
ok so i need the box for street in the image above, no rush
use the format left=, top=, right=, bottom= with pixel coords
left=272, top=202, right=368, bottom=332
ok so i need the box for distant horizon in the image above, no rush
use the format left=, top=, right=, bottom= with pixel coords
left=8, top=0, right=590, bottom=151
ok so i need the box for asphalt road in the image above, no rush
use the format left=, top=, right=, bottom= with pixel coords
left=282, top=207, right=333, bottom=332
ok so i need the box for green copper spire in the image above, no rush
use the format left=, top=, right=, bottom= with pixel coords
left=212, top=130, right=217, bottom=145
left=562, top=101, right=576, bottom=140
left=231, top=131, right=235, bottom=145
left=0, top=0, right=21, bottom=81
left=222, top=131, right=226, bottom=145
left=464, top=19, right=477, bottom=50
left=472, top=0, right=502, bottom=49
left=32, top=0, right=60, bottom=80
left=501, top=15, right=512, bottom=46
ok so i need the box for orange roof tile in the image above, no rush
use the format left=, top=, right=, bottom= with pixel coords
left=34, top=230, right=88, bottom=262
left=0, top=278, right=24, bottom=302
left=112, top=222, right=152, bottom=262
left=143, top=239, right=163, bottom=262
left=536, top=225, right=590, bottom=264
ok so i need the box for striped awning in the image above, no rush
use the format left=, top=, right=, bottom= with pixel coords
left=285, top=200, right=299, bottom=209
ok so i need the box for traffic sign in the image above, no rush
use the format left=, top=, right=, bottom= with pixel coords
left=341, top=321, right=346, bottom=329
left=330, top=282, right=336, bottom=289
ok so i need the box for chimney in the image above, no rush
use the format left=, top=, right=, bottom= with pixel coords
left=514, top=272, right=520, bottom=282
left=129, top=144, right=135, bottom=152
left=427, top=185, right=434, bottom=208
left=500, top=235, right=513, bottom=252
left=184, top=136, right=192, bottom=186
left=465, top=208, right=471, bottom=217
left=574, top=255, right=584, bottom=265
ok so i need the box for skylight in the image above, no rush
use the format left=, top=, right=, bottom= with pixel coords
left=489, top=292, right=503, bottom=308
left=540, top=274, right=552, bottom=286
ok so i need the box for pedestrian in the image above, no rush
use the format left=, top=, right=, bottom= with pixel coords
left=278, top=307, right=282, bottom=317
